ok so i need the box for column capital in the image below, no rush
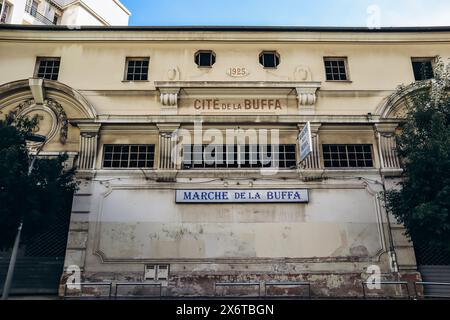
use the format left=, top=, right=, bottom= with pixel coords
left=77, top=123, right=101, bottom=134
left=157, top=123, right=180, bottom=134
left=374, top=123, right=399, bottom=134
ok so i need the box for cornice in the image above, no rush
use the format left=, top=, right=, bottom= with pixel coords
left=69, top=114, right=401, bottom=125
left=0, top=26, right=449, bottom=43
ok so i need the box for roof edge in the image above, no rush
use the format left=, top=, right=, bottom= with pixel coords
left=0, top=25, right=450, bottom=32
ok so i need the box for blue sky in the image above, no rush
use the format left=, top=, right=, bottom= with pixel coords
left=120, top=0, right=450, bottom=27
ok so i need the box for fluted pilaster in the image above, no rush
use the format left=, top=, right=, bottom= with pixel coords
left=157, top=124, right=180, bottom=171
left=77, top=124, right=101, bottom=170
left=375, top=123, right=401, bottom=171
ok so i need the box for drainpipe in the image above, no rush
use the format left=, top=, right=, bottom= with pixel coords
left=375, top=126, right=399, bottom=275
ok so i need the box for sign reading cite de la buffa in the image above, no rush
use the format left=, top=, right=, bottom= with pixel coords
left=176, top=189, right=309, bottom=203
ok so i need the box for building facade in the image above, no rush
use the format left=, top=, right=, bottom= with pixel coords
left=0, top=25, right=449, bottom=297
left=0, top=0, right=130, bottom=26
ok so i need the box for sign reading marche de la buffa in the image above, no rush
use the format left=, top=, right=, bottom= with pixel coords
left=176, top=189, right=309, bottom=203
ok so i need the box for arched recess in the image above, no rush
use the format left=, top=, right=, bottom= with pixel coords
left=0, top=78, right=97, bottom=155
left=0, top=78, right=96, bottom=119
left=375, top=81, right=430, bottom=120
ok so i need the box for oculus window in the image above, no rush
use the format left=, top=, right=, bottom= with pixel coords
left=259, top=51, right=280, bottom=68
left=195, top=50, right=216, bottom=67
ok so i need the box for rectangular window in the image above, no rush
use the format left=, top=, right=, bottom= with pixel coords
left=103, top=145, right=155, bottom=169
left=125, top=57, right=149, bottom=81
left=35, top=57, right=61, bottom=80
left=324, top=57, right=348, bottom=81
left=182, top=144, right=297, bottom=169
left=53, top=14, right=60, bottom=25
left=144, top=265, right=169, bottom=281
left=0, top=1, right=12, bottom=23
left=412, top=58, right=434, bottom=81
left=323, top=144, right=374, bottom=168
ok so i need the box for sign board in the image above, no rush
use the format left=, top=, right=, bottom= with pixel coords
left=192, top=98, right=284, bottom=112
left=176, top=189, right=309, bottom=204
left=299, top=122, right=313, bottom=162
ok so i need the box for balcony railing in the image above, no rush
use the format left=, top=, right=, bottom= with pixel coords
left=25, top=4, right=55, bottom=25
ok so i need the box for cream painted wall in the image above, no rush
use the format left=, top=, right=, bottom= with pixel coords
left=84, top=180, right=385, bottom=261
left=0, top=37, right=448, bottom=117
left=0, top=40, right=448, bottom=89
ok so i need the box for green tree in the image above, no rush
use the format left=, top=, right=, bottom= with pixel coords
left=0, top=112, right=76, bottom=250
left=385, top=58, right=450, bottom=252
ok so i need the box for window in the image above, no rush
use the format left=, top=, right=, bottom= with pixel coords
left=195, top=50, right=216, bottom=67
left=144, top=265, right=169, bottom=281
left=323, top=144, right=374, bottom=168
left=125, top=58, right=149, bottom=81
left=26, top=0, right=38, bottom=17
left=259, top=51, right=280, bottom=68
left=103, top=145, right=155, bottom=168
left=412, top=58, right=434, bottom=81
left=324, top=57, right=349, bottom=81
left=35, top=57, right=61, bottom=80
left=0, top=1, right=12, bottom=23
left=182, top=144, right=297, bottom=169
left=53, top=13, right=60, bottom=25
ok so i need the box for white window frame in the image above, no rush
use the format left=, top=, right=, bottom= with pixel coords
left=323, top=57, right=351, bottom=81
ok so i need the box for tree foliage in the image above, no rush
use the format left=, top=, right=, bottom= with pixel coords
left=0, top=113, right=77, bottom=250
left=385, top=58, right=450, bottom=252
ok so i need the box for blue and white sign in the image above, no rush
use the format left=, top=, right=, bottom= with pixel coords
left=299, top=121, right=313, bottom=162
left=176, top=189, right=309, bottom=204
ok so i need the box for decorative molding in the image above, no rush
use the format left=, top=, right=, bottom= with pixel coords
left=296, top=85, right=320, bottom=115
left=77, top=123, right=101, bottom=170
left=78, top=123, right=101, bottom=134
left=0, top=78, right=97, bottom=119
left=159, top=88, right=180, bottom=106
left=14, top=98, right=68, bottom=145
left=374, top=123, right=402, bottom=171
left=293, top=65, right=312, bottom=81
left=374, top=123, right=399, bottom=135
left=46, top=99, right=69, bottom=144
left=155, top=80, right=321, bottom=89
left=157, top=123, right=180, bottom=172
left=156, top=123, right=180, bottom=133
left=28, top=78, right=45, bottom=104
left=92, top=182, right=386, bottom=264
left=167, top=67, right=181, bottom=81
left=73, top=114, right=387, bottom=125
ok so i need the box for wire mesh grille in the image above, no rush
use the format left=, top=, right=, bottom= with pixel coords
left=414, top=243, right=450, bottom=266
left=24, top=210, right=71, bottom=258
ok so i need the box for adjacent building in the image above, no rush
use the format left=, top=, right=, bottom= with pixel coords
left=0, top=0, right=130, bottom=26
left=0, top=24, right=449, bottom=297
